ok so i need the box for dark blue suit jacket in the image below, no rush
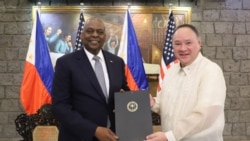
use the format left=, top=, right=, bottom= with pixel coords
left=52, top=49, right=129, bottom=141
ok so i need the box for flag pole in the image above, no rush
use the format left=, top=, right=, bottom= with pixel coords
left=37, top=1, right=42, bottom=15
left=127, top=3, right=131, bottom=12
left=168, top=3, right=173, bottom=14
left=80, top=2, right=84, bottom=13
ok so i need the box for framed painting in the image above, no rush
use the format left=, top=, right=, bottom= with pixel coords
left=32, top=6, right=191, bottom=66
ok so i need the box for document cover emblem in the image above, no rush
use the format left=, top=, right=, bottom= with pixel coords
left=115, top=90, right=153, bottom=141
left=127, top=101, right=138, bottom=112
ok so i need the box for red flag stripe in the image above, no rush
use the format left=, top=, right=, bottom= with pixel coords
left=20, top=62, right=52, bottom=114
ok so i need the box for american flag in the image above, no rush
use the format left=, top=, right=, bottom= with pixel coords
left=74, top=12, right=85, bottom=51
left=157, top=10, right=178, bottom=93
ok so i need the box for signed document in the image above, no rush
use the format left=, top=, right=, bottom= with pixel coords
left=115, top=90, right=153, bottom=141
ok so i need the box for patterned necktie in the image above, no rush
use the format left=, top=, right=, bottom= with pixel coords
left=93, top=56, right=108, bottom=100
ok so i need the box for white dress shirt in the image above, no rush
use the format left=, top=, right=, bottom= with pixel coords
left=152, top=53, right=226, bottom=141
left=84, top=48, right=110, bottom=97
left=84, top=48, right=111, bottom=127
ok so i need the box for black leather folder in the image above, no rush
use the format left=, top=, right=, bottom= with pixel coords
left=115, top=90, right=153, bottom=141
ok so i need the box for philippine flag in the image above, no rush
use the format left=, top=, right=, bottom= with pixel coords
left=118, top=10, right=148, bottom=90
left=20, top=11, right=54, bottom=115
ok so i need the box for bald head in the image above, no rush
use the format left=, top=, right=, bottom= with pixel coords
left=83, top=17, right=106, bottom=31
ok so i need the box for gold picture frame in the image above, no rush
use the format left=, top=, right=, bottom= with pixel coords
left=32, top=6, right=191, bottom=64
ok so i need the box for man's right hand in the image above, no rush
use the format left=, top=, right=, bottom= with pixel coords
left=56, top=29, right=62, bottom=35
left=95, top=126, right=119, bottom=141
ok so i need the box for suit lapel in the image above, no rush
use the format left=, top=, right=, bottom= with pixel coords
left=103, top=51, right=116, bottom=99
left=76, top=49, right=107, bottom=103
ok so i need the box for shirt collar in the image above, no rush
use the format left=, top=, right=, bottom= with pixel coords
left=84, top=48, right=104, bottom=62
left=178, top=52, right=203, bottom=75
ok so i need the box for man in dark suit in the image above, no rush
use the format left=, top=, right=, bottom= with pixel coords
left=51, top=17, right=130, bottom=141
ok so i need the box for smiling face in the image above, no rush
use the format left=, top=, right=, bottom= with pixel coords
left=172, top=26, right=201, bottom=67
left=81, top=18, right=106, bottom=55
